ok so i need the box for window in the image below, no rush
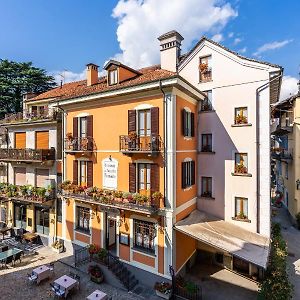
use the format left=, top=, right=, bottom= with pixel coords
left=57, top=199, right=62, bottom=223
left=201, top=177, right=212, bottom=197
left=138, top=109, right=151, bottom=137
left=79, top=117, right=87, bottom=138
left=76, top=206, right=90, bottom=233
left=36, top=168, right=49, bottom=187
left=108, top=69, right=118, bottom=85
left=182, top=160, right=195, bottom=189
left=234, top=107, right=248, bottom=125
left=14, top=203, right=26, bottom=228
left=133, top=219, right=155, bottom=254
left=235, top=197, right=248, bottom=219
left=182, top=109, right=195, bottom=137
left=35, top=207, right=49, bottom=235
left=199, top=55, right=212, bottom=82
left=285, top=163, right=288, bottom=179
left=234, top=153, right=248, bottom=174
left=201, top=134, right=212, bottom=152
left=14, top=167, right=26, bottom=186
left=79, top=161, right=87, bottom=186
left=201, top=90, right=213, bottom=111
left=138, top=163, right=151, bottom=196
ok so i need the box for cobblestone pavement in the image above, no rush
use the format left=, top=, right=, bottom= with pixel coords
left=0, top=246, right=139, bottom=300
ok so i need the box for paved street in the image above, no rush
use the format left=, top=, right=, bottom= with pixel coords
left=273, top=207, right=300, bottom=300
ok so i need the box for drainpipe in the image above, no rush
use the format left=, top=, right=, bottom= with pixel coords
left=256, top=72, right=283, bottom=234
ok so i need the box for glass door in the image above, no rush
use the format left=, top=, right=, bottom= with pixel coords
left=138, top=109, right=151, bottom=150
left=138, top=163, right=151, bottom=196
left=14, top=203, right=27, bottom=228
left=35, top=207, right=50, bottom=235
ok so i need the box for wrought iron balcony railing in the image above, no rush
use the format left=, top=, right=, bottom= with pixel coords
left=119, top=134, right=162, bottom=154
left=0, top=108, right=61, bottom=124
left=0, top=148, right=55, bottom=162
left=65, top=137, right=96, bottom=152
left=271, top=148, right=293, bottom=160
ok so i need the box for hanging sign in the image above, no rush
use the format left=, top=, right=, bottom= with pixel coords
left=102, top=157, right=118, bottom=190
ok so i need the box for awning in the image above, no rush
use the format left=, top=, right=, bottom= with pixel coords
left=174, top=210, right=270, bottom=268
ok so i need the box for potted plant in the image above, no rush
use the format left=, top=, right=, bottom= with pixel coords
left=52, top=240, right=64, bottom=253
left=88, top=264, right=104, bottom=284
left=154, top=282, right=172, bottom=299
left=199, top=63, right=208, bottom=73
left=235, top=114, right=248, bottom=124
left=152, top=192, right=163, bottom=208
left=88, top=244, right=99, bottom=257
left=237, top=212, right=247, bottom=220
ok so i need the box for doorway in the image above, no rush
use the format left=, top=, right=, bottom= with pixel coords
left=105, top=213, right=117, bottom=256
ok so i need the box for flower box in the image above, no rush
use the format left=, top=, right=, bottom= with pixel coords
left=52, top=247, right=64, bottom=253
left=91, top=274, right=104, bottom=284
left=155, top=290, right=172, bottom=299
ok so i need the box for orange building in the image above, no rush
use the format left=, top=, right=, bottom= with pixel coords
left=28, top=60, right=204, bottom=280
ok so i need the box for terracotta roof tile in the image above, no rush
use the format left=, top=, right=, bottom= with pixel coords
left=31, top=65, right=175, bottom=102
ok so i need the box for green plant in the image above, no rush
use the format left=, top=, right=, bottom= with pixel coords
left=133, top=193, right=142, bottom=203
left=154, top=281, right=172, bottom=295
left=258, top=222, right=293, bottom=300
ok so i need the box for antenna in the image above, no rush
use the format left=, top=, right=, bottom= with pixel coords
left=58, top=69, right=68, bottom=88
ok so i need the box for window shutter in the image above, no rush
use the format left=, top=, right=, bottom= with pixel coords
left=35, top=131, right=49, bottom=149
left=181, top=162, right=186, bottom=189
left=128, top=110, right=136, bottom=134
left=15, top=132, right=26, bottom=149
left=73, top=117, right=78, bottom=138
left=191, top=113, right=195, bottom=137
left=129, top=163, right=136, bottom=193
left=73, top=160, right=78, bottom=185
left=182, top=109, right=186, bottom=136
left=87, top=161, right=93, bottom=187
left=191, top=161, right=195, bottom=185
left=87, top=115, right=94, bottom=150
left=150, top=164, right=159, bottom=193
left=151, top=107, right=159, bottom=136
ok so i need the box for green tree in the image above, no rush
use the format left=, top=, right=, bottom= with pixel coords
left=0, top=59, right=56, bottom=117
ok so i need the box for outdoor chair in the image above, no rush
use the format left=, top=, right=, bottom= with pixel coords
left=27, top=272, right=38, bottom=284
left=49, top=262, right=54, bottom=271
left=0, top=245, right=8, bottom=252
left=69, top=271, right=76, bottom=278
left=4, top=255, right=13, bottom=267
left=13, top=252, right=22, bottom=265
left=55, top=287, right=65, bottom=298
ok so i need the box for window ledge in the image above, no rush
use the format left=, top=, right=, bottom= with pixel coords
left=183, top=136, right=193, bottom=140
left=75, top=228, right=91, bottom=236
left=199, top=80, right=213, bottom=84
left=199, top=110, right=215, bottom=114
left=199, top=196, right=215, bottom=200
left=183, top=186, right=193, bottom=192
left=231, top=123, right=252, bottom=127
left=231, top=172, right=252, bottom=177
left=232, top=217, right=251, bottom=223
left=132, top=247, right=156, bottom=257
left=198, top=151, right=215, bottom=154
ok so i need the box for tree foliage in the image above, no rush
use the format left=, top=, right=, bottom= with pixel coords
left=258, top=223, right=293, bottom=300
left=0, top=59, right=56, bottom=117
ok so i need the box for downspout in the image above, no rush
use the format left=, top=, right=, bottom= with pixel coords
left=256, top=72, right=283, bottom=234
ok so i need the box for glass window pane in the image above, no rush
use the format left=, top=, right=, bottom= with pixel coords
left=138, top=111, right=145, bottom=136
left=146, top=110, right=151, bottom=136
left=146, top=165, right=151, bottom=190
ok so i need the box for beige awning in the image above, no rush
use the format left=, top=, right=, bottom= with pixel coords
left=174, top=210, right=270, bottom=268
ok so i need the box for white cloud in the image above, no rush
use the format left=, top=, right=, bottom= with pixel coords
left=233, top=37, right=242, bottom=45
left=238, top=47, right=247, bottom=54
left=211, top=33, right=224, bottom=43
left=253, top=39, right=293, bottom=57
left=51, top=70, right=86, bottom=84
left=228, top=32, right=234, bottom=38
left=280, top=76, right=299, bottom=101
left=112, top=0, right=238, bottom=68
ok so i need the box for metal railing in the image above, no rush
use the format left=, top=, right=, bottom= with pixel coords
left=271, top=148, right=293, bottom=160
left=0, top=108, right=61, bottom=124
left=200, top=68, right=212, bottom=82
left=74, top=246, right=90, bottom=267
left=119, top=134, right=162, bottom=153
left=0, top=148, right=55, bottom=162
left=65, top=136, right=96, bottom=152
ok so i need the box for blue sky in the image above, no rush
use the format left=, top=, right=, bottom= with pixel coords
left=0, top=0, right=299, bottom=97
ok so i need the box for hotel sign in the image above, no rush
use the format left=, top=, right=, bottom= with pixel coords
left=102, top=157, right=118, bottom=190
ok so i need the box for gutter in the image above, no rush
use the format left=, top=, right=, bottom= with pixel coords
left=256, top=71, right=283, bottom=234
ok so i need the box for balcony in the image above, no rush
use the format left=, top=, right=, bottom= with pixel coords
left=65, top=137, right=96, bottom=154
left=119, top=134, right=162, bottom=156
left=271, top=148, right=293, bottom=161
left=59, top=183, right=164, bottom=215
left=199, top=68, right=212, bottom=82
left=0, top=148, right=55, bottom=162
left=0, top=108, right=61, bottom=125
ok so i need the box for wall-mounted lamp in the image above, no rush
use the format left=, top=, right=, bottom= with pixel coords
left=296, top=179, right=300, bottom=190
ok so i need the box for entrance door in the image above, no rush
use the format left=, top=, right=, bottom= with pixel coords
left=14, top=203, right=27, bottom=228
left=138, top=109, right=151, bottom=151
left=105, top=213, right=117, bottom=255
left=35, top=207, right=50, bottom=235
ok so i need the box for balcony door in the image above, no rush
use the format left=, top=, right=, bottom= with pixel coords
left=79, top=117, right=87, bottom=138
left=138, top=163, right=151, bottom=196
left=138, top=109, right=151, bottom=151
left=79, top=160, right=88, bottom=187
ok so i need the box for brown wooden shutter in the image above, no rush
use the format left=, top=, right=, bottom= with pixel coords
left=191, top=113, right=195, bottom=137
left=73, top=160, right=78, bottom=185
left=73, top=117, right=78, bottom=138
left=181, top=162, right=186, bottom=189
left=151, top=107, right=159, bottom=136
left=35, top=131, right=49, bottom=149
left=15, top=132, right=26, bottom=149
left=87, top=161, right=93, bottom=187
left=191, top=161, right=195, bottom=185
left=150, top=164, right=159, bottom=193
left=129, top=163, right=136, bottom=193
left=87, top=115, right=94, bottom=150
left=181, top=109, right=186, bottom=136
left=128, top=110, right=136, bottom=134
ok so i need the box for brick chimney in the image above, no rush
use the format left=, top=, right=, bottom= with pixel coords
left=86, top=63, right=99, bottom=86
left=158, top=30, right=184, bottom=72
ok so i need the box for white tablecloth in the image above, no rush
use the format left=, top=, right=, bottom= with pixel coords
left=86, top=289, right=108, bottom=300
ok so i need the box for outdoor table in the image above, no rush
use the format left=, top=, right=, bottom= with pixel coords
left=32, top=265, right=51, bottom=284
left=0, top=247, right=23, bottom=262
left=86, top=290, right=108, bottom=300
left=23, top=232, right=38, bottom=243
left=54, top=275, right=79, bottom=298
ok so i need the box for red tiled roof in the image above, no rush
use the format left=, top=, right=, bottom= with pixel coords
left=30, top=65, right=175, bottom=102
